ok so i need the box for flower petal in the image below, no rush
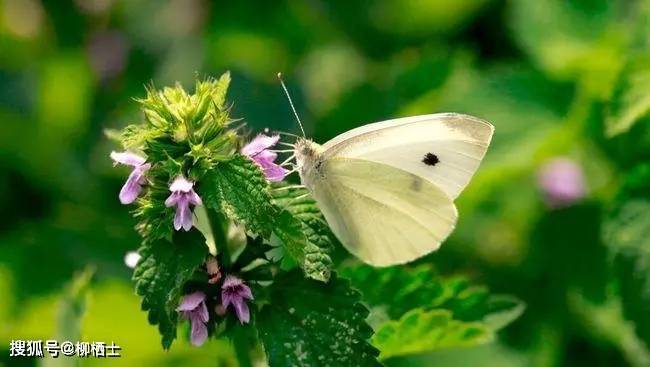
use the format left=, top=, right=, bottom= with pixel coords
left=197, top=300, right=209, bottom=323
left=110, top=151, right=146, bottom=167
left=169, top=176, right=194, bottom=193
left=222, top=275, right=243, bottom=288
left=233, top=299, right=250, bottom=324
left=262, top=162, right=288, bottom=182
left=177, top=291, right=206, bottom=311
left=255, top=149, right=278, bottom=163
left=119, top=169, right=144, bottom=204
left=165, top=191, right=181, bottom=207
left=221, top=292, right=233, bottom=309
left=241, top=134, right=280, bottom=157
left=181, top=205, right=193, bottom=231
left=188, top=190, right=203, bottom=206
left=190, top=318, right=208, bottom=346
left=239, top=284, right=254, bottom=300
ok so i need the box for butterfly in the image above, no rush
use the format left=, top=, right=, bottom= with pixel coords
left=279, top=76, right=494, bottom=266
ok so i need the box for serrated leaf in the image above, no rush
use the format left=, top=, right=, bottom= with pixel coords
left=340, top=264, right=524, bottom=329
left=606, top=54, right=650, bottom=137
left=603, top=198, right=650, bottom=346
left=200, top=154, right=275, bottom=237
left=372, top=308, right=493, bottom=360
left=133, top=230, right=207, bottom=349
left=272, top=185, right=334, bottom=282
left=273, top=210, right=309, bottom=264
left=120, top=124, right=163, bottom=150
left=257, top=271, right=381, bottom=367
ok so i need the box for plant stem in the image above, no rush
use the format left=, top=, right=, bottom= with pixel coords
left=207, top=209, right=231, bottom=268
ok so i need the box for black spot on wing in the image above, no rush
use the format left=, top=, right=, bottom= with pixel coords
left=422, top=152, right=439, bottom=166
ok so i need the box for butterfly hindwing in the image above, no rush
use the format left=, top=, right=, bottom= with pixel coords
left=309, top=157, right=458, bottom=266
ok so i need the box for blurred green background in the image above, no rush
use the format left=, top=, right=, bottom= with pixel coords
left=1, top=0, right=649, bottom=366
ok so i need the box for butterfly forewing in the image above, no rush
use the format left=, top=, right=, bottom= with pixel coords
left=322, top=113, right=494, bottom=200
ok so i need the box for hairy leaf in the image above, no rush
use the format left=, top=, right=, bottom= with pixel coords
left=340, top=264, right=524, bottom=329
left=272, top=185, right=334, bottom=282
left=201, top=154, right=276, bottom=238
left=133, top=230, right=207, bottom=349
left=120, top=124, right=163, bottom=150
left=372, top=308, right=493, bottom=360
left=257, top=271, right=381, bottom=367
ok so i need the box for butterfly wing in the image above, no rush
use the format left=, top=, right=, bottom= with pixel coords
left=322, top=113, right=493, bottom=199
left=309, top=157, right=457, bottom=266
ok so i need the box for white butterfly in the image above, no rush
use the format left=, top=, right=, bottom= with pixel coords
left=291, top=113, right=494, bottom=267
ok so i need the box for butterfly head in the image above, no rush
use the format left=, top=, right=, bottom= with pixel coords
left=294, top=137, right=324, bottom=183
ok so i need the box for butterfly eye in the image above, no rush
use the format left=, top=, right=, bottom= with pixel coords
left=422, top=153, right=439, bottom=166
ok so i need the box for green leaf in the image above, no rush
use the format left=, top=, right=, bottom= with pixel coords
left=372, top=308, right=493, bottom=360
left=200, top=154, right=276, bottom=238
left=133, top=230, right=207, bottom=349
left=120, top=124, right=163, bottom=150
left=606, top=54, right=650, bottom=137
left=272, top=185, right=334, bottom=282
left=340, top=264, right=524, bottom=329
left=603, top=198, right=650, bottom=346
left=272, top=211, right=309, bottom=265
left=257, top=271, right=381, bottom=367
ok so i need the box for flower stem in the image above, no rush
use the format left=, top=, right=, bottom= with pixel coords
left=207, top=209, right=231, bottom=268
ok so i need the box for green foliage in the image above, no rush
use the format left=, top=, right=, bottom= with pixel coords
left=133, top=165, right=176, bottom=243
left=603, top=198, right=650, bottom=347
left=272, top=185, right=334, bottom=282
left=257, top=271, right=381, bottom=367
left=133, top=230, right=207, bottom=349
left=509, top=0, right=622, bottom=86
left=10, top=2, right=650, bottom=365
left=341, top=264, right=523, bottom=359
left=201, top=154, right=276, bottom=237
left=372, top=308, right=493, bottom=360
left=606, top=54, right=650, bottom=136
left=340, top=264, right=524, bottom=327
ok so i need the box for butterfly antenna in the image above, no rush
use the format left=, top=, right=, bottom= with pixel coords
left=277, top=72, right=306, bottom=137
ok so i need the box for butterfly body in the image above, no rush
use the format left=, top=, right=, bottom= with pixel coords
left=293, top=113, right=494, bottom=266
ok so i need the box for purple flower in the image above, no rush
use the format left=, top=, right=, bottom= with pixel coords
left=110, top=151, right=151, bottom=204
left=165, top=176, right=203, bottom=231
left=241, top=134, right=288, bottom=182
left=177, top=291, right=209, bottom=347
left=221, top=275, right=253, bottom=324
left=537, top=157, right=586, bottom=208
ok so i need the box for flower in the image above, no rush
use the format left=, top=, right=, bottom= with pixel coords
left=165, top=176, right=203, bottom=231
left=537, top=157, right=586, bottom=208
left=110, top=151, right=151, bottom=204
left=221, top=275, right=253, bottom=324
left=177, top=291, right=209, bottom=347
left=241, top=134, right=288, bottom=182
